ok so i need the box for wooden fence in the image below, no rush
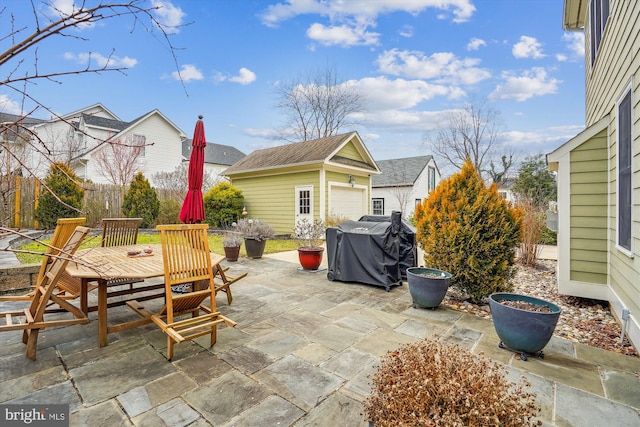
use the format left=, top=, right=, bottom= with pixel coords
left=3, top=176, right=182, bottom=229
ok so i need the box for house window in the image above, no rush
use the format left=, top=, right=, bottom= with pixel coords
left=590, top=0, right=609, bottom=66
left=298, top=189, right=311, bottom=215
left=499, top=191, right=507, bottom=200
left=372, top=198, right=384, bottom=215
left=428, top=166, right=436, bottom=192
left=133, top=134, right=146, bottom=156
left=617, top=88, right=632, bottom=252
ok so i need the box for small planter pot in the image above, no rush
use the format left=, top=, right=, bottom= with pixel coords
left=297, top=247, right=324, bottom=270
left=489, top=292, right=561, bottom=360
left=244, top=238, right=266, bottom=259
left=223, top=246, right=241, bottom=262
left=406, top=267, right=451, bottom=309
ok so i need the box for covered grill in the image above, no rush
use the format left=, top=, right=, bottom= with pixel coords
left=326, top=211, right=406, bottom=291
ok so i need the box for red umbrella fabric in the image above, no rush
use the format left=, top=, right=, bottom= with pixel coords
left=179, top=116, right=206, bottom=224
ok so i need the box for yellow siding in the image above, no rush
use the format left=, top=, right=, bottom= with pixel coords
left=569, top=134, right=607, bottom=284
left=336, top=141, right=365, bottom=162
left=585, top=0, right=640, bottom=328
left=232, top=171, right=320, bottom=235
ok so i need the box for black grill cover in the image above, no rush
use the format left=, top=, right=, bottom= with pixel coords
left=358, top=214, right=417, bottom=277
left=326, top=211, right=403, bottom=290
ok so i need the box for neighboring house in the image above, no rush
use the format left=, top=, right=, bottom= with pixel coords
left=182, top=139, right=245, bottom=181
left=547, top=0, right=640, bottom=349
left=495, top=175, right=517, bottom=204
left=26, top=103, right=186, bottom=185
left=1, top=112, right=46, bottom=174
left=222, top=131, right=380, bottom=235
left=371, top=155, right=440, bottom=218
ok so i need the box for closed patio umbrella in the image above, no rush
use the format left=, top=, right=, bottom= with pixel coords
left=179, top=115, right=206, bottom=224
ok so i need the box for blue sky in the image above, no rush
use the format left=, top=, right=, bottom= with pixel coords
left=1, top=0, right=586, bottom=164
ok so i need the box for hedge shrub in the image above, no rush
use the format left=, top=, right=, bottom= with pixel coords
left=122, top=172, right=160, bottom=228
left=414, top=159, right=523, bottom=303
left=35, top=162, right=84, bottom=229
left=203, top=182, right=244, bottom=228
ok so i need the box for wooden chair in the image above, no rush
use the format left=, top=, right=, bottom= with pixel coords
left=100, top=218, right=143, bottom=287
left=0, top=218, right=94, bottom=305
left=211, top=264, right=247, bottom=304
left=0, top=226, right=91, bottom=360
left=127, top=224, right=236, bottom=360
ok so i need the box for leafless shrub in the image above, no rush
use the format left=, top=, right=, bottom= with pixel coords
left=364, top=340, right=540, bottom=426
left=518, top=199, right=546, bottom=267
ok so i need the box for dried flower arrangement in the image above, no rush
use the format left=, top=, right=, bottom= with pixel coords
left=222, top=231, right=243, bottom=248
left=364, top=340, right=540, bottom=426
left=235, top=218, right=275, bottom=241
left=293, top=218, right=326, bottom=249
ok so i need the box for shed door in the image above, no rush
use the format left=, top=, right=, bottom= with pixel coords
left=295, top=185, right=313, bottom=223
left=330, top=185, right=367, bottom=220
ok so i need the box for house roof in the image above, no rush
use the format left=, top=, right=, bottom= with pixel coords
left=182, top=140, right=246, bottom=166
left=372, top=155, right=433, bottom=187
left=222, top=132, right=378, bottom=175
left=0, top=113, right=46, bottom=142
left=563, top=0, right=586, bottom=30
left=81, top=114, right=130, bottom=132
left=546, top=115, right=609, bottom=171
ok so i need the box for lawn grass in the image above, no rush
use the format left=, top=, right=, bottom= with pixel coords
left=14, top=233, right=299, bottom=265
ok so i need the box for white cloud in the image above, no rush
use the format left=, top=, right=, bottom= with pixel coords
left=171, top=64, right=203, bottom=82
left=513, top=36, right=545, bottom=59
left=306, top=22, right=380, bottom=46
left=556, top=53, right=568, bottom=62
left=229, top=68, right=257, bottom=85
left=351, top=76, right=457, bottom=110
left=243, top=127, right=281, bottom=139
left=376, top=49, right=490, bottom=85
left=467, top=37, right=486, bottom=51
left=563, top=32, right=584, bottom=57
left=259, top=0, right=476, bottom=27
left=490, top=67, right=560, bottom=101
left=0, top=95, right=22, bottom=115
left=64, top=52, right=138, bottom=68
left=150, top=0, right=186, bottom=34
left=214, top=68, right=257, bottom=85
left=399, top=25, right=414, bottom=38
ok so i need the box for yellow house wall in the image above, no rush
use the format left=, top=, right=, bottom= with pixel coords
left=584, top=0, right=640, bottom=347
left=231, top=170, right=320, bottom=235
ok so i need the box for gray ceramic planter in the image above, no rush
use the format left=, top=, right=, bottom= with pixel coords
left=406, top=267, right=451, bottom=309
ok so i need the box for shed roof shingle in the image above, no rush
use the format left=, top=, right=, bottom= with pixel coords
left=223, top=132, right=376, bottom=174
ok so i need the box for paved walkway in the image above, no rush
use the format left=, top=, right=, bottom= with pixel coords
left=1, top=249, right=639, bottom=426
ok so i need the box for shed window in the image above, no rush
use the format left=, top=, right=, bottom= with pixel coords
left=617, top=89, right=631, bottom=252
left=298, top=189, right=311, bottom=214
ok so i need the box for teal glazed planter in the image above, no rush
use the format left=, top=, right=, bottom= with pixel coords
left=489, top=293, right=561, bottom=360
left=406, top=267, right=451, bottom=309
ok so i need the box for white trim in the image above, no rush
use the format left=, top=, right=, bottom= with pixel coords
left=319, top=169, right=326, bottom=221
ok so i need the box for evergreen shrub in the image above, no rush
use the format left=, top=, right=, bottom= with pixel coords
left=414, top=159, right=523, bottom=303
left=35, top=162, right=84, bottom=228
left=122, top=172, right=160, bottom=228
left=203, top=182, right=244, bottom=228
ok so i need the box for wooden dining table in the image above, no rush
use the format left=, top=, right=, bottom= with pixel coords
left=65, top=244, right=224, bottom=347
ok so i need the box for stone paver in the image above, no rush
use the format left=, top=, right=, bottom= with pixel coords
left=1, top=253, right=639, bottom=426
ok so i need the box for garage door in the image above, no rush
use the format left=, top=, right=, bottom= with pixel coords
left=330, top=186, right=367, bottom=220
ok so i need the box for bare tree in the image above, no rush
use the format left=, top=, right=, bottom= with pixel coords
left=425, top=98, right=503, bottom=177
left=0, top=1, right=184, bottom=182
left=152, top=163, right=218, bottom=201
left=275, top=66, right=364, bottom=142
left=0, top=0, right=184, bottom=234
left=93, top=134, right=145, bottom=186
